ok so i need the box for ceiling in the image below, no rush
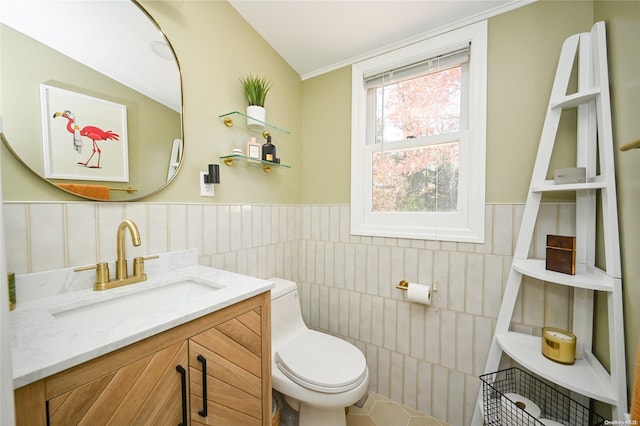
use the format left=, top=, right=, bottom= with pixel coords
left=229, top=0, right=533, bottom=80
left=1, top=0, right=181, bottom=112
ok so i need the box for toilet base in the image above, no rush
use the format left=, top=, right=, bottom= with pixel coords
left=299, top=402, right=347, bottom=426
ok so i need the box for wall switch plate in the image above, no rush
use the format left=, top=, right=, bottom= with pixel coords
left=200, top=171, right=215, bottom=197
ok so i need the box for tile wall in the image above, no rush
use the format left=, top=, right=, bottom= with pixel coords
left=3, top=201, right=576, bottom=425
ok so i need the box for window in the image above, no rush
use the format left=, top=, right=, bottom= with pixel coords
left=351, top=21, right=487, bottom=242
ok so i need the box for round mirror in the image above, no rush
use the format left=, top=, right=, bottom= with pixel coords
left=0, top=0, right=183, bottom=201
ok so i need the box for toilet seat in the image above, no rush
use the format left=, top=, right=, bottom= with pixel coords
left=275, top=330, right=367, bottom=394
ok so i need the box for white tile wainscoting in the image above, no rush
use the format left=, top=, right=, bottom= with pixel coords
left=3, top=202, right=575, bottom=425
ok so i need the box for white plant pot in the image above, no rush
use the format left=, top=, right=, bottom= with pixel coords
left=246, top=105, right=266, bottom=131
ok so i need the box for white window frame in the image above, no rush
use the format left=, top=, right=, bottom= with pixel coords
left=351, top=21, right=487, bottom=243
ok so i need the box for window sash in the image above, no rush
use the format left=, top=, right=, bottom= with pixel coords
left=366, top=63, right=467, bottom=146
left=364, top=131, right=469, bottom=226
left=351, top=21, right=487, bottom=243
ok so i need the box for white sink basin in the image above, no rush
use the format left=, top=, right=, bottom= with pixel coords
left=50, top=278, right=223, bottom=332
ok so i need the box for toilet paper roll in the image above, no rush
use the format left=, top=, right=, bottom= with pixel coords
left=406, top=283, right=431, bottom=305
left=500, top=393, right=541, bottom=426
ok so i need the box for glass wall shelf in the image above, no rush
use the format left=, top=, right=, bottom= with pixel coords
left=219, top=111, right=291, bottom=137
left=220, top=154, right=291, bottom=173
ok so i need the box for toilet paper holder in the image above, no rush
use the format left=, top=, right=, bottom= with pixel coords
left=395, top=280, right=438, bottom=292
left=396, top=280, right=410, bottom=290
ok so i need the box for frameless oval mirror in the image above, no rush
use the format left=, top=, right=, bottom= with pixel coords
left=0, top=0, right=183, bottom=201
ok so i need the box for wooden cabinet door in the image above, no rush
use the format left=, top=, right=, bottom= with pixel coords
left=189, top=306, right=264, bottom=426
left=47, top=340, right=188, bottom=426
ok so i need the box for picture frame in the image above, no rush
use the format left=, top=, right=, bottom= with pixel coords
left=40, top=84, right=129, bottom=182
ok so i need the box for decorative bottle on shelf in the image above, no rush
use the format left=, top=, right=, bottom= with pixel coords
left=246, top=137, right=261, bottom=162
left=262, top=135, right=277, bottom=162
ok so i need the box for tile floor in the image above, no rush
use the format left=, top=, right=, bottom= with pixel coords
left=346, top=392, right=454, bottom=426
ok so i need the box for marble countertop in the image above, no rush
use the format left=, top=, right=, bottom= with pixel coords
left=9, top=249, right=273, bottom=389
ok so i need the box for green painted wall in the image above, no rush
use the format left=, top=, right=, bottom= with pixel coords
left=0, top=1, right=303, bottom=204
left=594, top=0, right=640, bottom=409
left=486, top=1, right=592, bottom=203
left=0, top=1, right=599, bottom=205
left=139, top=0, right=302, bottom=204
left=299, top=1, right=593, bottom=204
left=300, top=67, right=352, bottom=204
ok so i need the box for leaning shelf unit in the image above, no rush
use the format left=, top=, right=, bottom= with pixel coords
left=471, top=21, right=627, bottom=425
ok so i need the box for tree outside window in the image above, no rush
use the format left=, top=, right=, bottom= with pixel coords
left=370, top=67, right=462, bottom=213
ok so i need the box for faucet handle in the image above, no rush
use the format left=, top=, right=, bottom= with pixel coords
left=74, top=262, right=110, bottom=286
left=133, top=255, right=159, bottom=278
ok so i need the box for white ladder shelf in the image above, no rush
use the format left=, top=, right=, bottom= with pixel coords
left=471, top=21, right=627, bottom=425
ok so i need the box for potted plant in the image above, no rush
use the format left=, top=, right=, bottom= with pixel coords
left=240, top=74, right=272, bottom=130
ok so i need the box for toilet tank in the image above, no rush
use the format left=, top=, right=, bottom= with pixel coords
left=268, top=278, right=308, bottom=346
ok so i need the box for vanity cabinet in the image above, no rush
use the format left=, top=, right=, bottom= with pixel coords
left=48, top=340, right=188, bottom=425
left=14, top=292, right=271, bottom=426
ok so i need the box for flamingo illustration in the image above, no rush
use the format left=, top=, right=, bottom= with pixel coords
left=53, top=110, right=119, bottom=168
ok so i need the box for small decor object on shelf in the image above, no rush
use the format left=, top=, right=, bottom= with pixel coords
left=240, top=73, right=272, bottom=131
left=246, top=137, right=261, bottom=162
left=262, top=135, right=277, bottom=162
left=545, top=235, right=576, bottom=275
left=553, top=167, right=586, bottom=184
left=541, top=327, right=576, bottom=365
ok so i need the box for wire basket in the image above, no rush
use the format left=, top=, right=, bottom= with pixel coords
left=480, top=368, right=606, bottom=426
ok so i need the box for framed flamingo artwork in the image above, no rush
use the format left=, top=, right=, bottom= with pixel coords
left=40, top=84, right=129, bottom=182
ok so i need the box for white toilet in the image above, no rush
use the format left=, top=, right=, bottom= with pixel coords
left=269, top=278, right=369, bottom=426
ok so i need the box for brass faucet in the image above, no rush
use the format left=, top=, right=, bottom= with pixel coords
left=115, top=219, right=141, bottom=281
left=75, top=219, right=158, bottom=291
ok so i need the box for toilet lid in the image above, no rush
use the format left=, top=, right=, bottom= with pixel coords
left=275, top=330, right=367, bottom=394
